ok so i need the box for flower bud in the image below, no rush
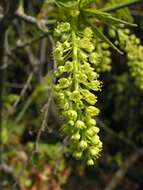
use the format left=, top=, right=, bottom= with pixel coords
left=57, top=66, right=66, bottom=74
left=102, top=57, right=111, bottom=65
left=58, top=78, right=71, bottom=89
left=81, top=89, right=97, bottom=105
left=86, top=127, right=100, bottom=136
left=63, top=102, right=69, bottom=110
left=83, top=27, right=93, bottom=39
left=71, top=133, right=80, bottom=141
left=79, top=51, right=88, bottom=62
left=58, top=92, right=65, bottom=100
left=109, top=29, right=116, bottom=38
left=87, top=159, right=94, bottom=166
left=98, top=141, right=103, bottom=148
left=58, top=22, right=70, bottom=33
left=101, top=42, right=109, bottom=49
left=86, top=106, right=100, bottom=116
left=87, top=119, right=96, bottom=126
left=89, top=52, right=101, bottom=64
left=68, top=120, right=75, bottom=126
left=70, top=90, right=81, bottom=103
left=79, top=38, right=94, bottom=53
left=63, top=41, right=70, bottom=48
left=79, top=140, right=88, bottom=150
left=91, top=135, right=100, bottom=145
left=65, top=61, right=73, bottom=72
left=66, top=110, right=77, bottom=121
left=73, top=151, right=82, bottom=160
left=89, top=147, right=100, bottom=156
left=75, top=120, right=86, bottom=129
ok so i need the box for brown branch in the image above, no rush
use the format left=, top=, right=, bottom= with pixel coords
left=0, top=6, right=55, bottom=33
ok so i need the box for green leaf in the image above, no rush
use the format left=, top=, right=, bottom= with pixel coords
left=90, top=23, right=123, bottom=54
left=100, top=0, right=142, bottom=13
left=79, top=0, right=95, bottom=8
left=84, top=9, right=137, bottom=26
left=5, top=94, right=19, bottom=104
left=1, top=127, right=8, bottom=145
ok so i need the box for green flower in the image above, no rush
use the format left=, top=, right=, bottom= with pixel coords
left=54, top=22, right=70, bottom=37
left=68, top=120, right=75, bottom=126
left=73, top=151, right=83, bottom=160
left=65, top=61, right=73, bottom=71
left=89, top=52, right=101, bottom=64
left=65, top=110, right=78, bottom=121
left=75, top=120, right=86, bottom=129
left=86, top=106, right=100, bottom=116
left=80, top=89, right=97, bottom=105
left=70, top=90, right=82, bottom=103
left=79, top=38, right=94, bottom=53
left=58, top=78, right=71, bottom=89
left=89, top=147, right=100, bottom=157
left=115, top=28, right=143, bottom=90
left=71, top=133, right=81, bottom=141
left=77, top=72, right=88, bottom=85
left=83, top=27, right=93, bottom=39
left=87, top=119, right=96, bottom=126
left=87, top=159, right=94, bottom=166
left=54, top=23, right=102, bottom=165
left=87, top=80, right=101, bottom=91
left=86, top=127, right=100, bottom=136
left=79, top=140, right=88, bottom=150
left=91, top=135, right=100, bottom=145
left=62, top=102, right=70, bottom=110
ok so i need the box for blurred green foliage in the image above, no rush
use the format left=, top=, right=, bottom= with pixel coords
left=0, top=0, right=143, bottom=189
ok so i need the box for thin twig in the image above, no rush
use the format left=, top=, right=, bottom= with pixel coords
left=4, top=34, right=48, bottom=70
left=11, top=34, right=48, bottom=52
left=6, top=82, right=25, bottom=89
left=13, top=92, right=53, bottom=190
left=48, top=34, right=57, bottom=71
left=0, top=9, right=55, bottom=33
left=39, top=38, right=47, bottom=82
left=15, top=12, right=55, bottom=26
left=13, top=72, right=34, bottom=109
left=15, top=96, right=33, bottom=123
left=34, top=92, right=53, bottom=152
left=25, top=46, right=39, bottom=71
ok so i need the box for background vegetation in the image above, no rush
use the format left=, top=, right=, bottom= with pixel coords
left=0, top=0, right=143, bottom=190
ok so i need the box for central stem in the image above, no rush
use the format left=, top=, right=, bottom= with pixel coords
left=72, top=30, right=79, bottom=90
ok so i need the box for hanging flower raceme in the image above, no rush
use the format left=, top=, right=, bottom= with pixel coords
left=93, top=42, right=112, bottom=73
left=53, top=22, right=102, bottom=165
left=109, top=27, right=143, bottom=90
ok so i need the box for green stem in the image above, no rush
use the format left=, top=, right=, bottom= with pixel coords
left=100, top=0, right=142, bottom=12
left=16, top=96, right=33, bottom=123
left=72, top=31, right=79, bottom=90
